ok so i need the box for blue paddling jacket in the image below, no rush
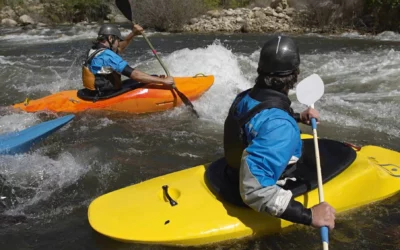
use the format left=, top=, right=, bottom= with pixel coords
left=223, top=87, right=313, bottom=225
left=82, top=45, right=135, bottom=93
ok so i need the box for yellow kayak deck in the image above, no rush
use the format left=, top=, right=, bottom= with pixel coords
left=88, top=137, right=400, bottom=246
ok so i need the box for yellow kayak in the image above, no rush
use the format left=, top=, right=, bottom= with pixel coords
left=88, top=135, right=400, bottom=246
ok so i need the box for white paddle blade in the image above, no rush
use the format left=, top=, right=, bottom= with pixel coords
left=296, top=73, right=325, bottom=106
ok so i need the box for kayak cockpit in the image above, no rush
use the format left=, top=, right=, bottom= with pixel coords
left=77, top=80, right=146, bottom=101
left=205, top=138, right=357, bottom=207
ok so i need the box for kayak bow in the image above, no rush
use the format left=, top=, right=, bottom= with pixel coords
left=0, top=114, right=75, bottom=155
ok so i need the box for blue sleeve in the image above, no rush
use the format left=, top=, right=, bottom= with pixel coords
left=90, top=50, right=128, bottom=74
left=244, top=118, right=298, bottom=187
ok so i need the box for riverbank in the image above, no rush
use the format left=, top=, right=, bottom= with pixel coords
left=0, top=1, right=397, bottom=36
left=180, top=6, right=360, bottom=35
left=0, top=0, right=126, bottom=28
left=182, top=6, right=299, bottom=33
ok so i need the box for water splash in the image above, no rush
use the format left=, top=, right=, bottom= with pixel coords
left=0, top=152, right=87, bottom=214
left=1, top=33, right=399, bottom=139
left=0, top=25, right=162, bottom=45
left=338, top=31, right=400, bottom=41
left=0, top=113, right=40, bottom=134
left=135, top=40, right=253, bottom=123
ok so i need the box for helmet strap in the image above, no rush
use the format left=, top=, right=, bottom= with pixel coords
left=106, top=36, right=117, bottom=51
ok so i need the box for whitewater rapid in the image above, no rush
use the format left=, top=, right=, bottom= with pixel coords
left=0, top=26, right=399, bottom=217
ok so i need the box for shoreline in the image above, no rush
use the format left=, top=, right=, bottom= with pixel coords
left=0, top=4, right=390, bottom=38
left=0, top=20, right=392, bottom=40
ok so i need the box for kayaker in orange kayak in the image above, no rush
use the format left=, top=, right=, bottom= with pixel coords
left=82, top=24, right=174, bottom=98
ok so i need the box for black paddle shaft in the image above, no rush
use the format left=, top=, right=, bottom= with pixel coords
left=115, top=0, right=200, bottom=118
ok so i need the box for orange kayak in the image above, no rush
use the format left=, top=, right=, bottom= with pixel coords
left=13, top=75, right=214, bottom=114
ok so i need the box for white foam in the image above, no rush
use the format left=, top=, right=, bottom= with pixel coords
left=0, top=26, right=164, bottom=45
left=133, top=40, right=253, bottom=123
left=0, top=113, right=40, bottom=134
left=1, top=33, right=398, bottom=139
left=177, top=152, right=200, bottom=158
left=294, top=48, right=400, bottom=138
left=126, top=38, right=399, bottom=139
left=93, top=118, right=115, bottom=129
left=301, top=49, right=400, bottom=91
left=0, top=26, right=97, bottom=44
left=0, top=152, right=89, bottom=214
left=0, top=56, right=16, bottom=66
left=321, top=95, right=400, bottom=137
left=338, top=31, right=400, bottom=41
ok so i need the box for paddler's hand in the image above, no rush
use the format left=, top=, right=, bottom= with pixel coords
left=163, top=76, right=175, bottom=86
left=132, top=24, right=144, bottom=36
left=310, top=202, right=336, bottom=230
left=300, top=107, right=320, bottom=125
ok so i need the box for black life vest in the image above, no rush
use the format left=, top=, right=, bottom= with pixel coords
left=223, top=87, right=294, bottom=169
left=205, top=87, right=297, bottom=207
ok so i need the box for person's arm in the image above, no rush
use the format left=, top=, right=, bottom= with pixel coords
left=240, top=117, right=335, bottom=229
left=121, top=65, right=174, bottom=86
left=102, top=50, right=174, bottom=87
left=118, top=24, right=144, bottom=54
left=239, top=118, right=313, bottom=224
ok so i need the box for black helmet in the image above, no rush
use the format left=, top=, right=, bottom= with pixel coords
left=98, top=24, right=123, bottom=41
left=257, top=36, right=300, bottom=76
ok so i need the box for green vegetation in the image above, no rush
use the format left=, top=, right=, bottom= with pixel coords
left=0, top=0, right=24, bottom=9
left=0, top=0, right=399, bottom=33
left=299, top=0, right=400, bottom=33
left=135, top=0, right=256, bottom=31
left=364, top=0, right=400, bottom=32
left=367, top=0, right=400, bottom=8
left=204, top=0, right=252, bottom=8
left=134, top=0, right=206, bottom=32
left=42, top=0, right=110, bottom=23
left=62, top=0, right=110, bottom=22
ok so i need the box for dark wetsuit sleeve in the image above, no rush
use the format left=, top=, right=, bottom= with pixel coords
left=121, top=65, right=135, bottom=78
left=293, top=113, right=301, bottom=123
left=280, top=199, right=312, bottom=225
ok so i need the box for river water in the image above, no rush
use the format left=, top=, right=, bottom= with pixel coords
left=0, top=24, right=399, bottom=250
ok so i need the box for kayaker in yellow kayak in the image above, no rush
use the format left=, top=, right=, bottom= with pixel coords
left=82, top=24, right=174, bottom=97
left=216, top=36, right=336, bottom=230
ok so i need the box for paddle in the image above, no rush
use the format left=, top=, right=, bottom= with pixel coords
left=115, top=0, right=199, bottom=118
left=296, top=73, right=329, bottom=250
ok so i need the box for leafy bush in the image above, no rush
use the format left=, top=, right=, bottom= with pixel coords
left=63, top=0, right=110, bottom=22
left=204, top=0, right=222, bottom=8
left=0, top=0, right=25, bottom=9
left=296, top=0, right=364, bottom=32
left=296, top=0, right=400, bottom=33
left=248, top=0, right=272, bottom=8
left=364, top=0, right=400, bottom=32
left=42, top=0, right=111, bottom=23
left=133, top=0, right=206, bottom=32
left=204, top=0, right=251, bottom=8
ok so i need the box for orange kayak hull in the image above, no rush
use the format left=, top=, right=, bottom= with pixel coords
left=13, top=75, right=214, bottom=114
